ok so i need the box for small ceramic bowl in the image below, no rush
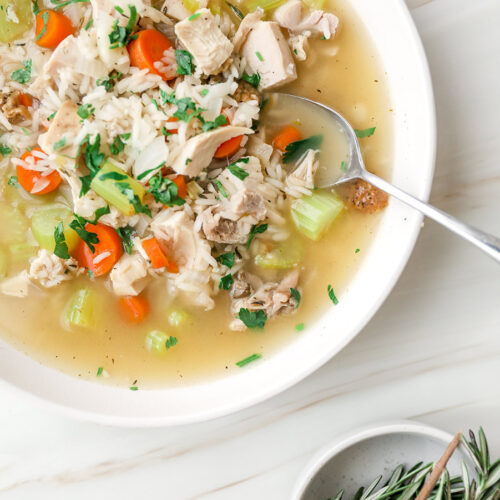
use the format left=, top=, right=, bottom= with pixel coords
left=291, top=420, right=472, bottom=500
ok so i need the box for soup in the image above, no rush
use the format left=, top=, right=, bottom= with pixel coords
left=0, top=0, right=391, bottom=388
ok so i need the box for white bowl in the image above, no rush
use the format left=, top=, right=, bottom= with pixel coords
left=0, top=0, right=435, bottom=426
left=292, top=421, right=472, bottom=500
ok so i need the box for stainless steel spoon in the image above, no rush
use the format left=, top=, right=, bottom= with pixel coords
left=270, top=93, right=500, bottom=264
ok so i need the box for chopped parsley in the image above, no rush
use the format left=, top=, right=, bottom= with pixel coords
left=227, top=157, right=249, bottom=180
left=136, top=163, right=164, bottom=181
left=7, top=176, right=19, bottom=188
left=354, top=127, right=376, bottom=138
left=148, top=172, right=185, bottom=207
left=187, top=12, right=200, bottom=20
left=109, top=133, right=129, bottom=155
left=53, top=222, right=70, bottom=259
left=241, top=72, right=260, bottom=89
left=236, top=353, right=262, bottom=367
left=47, top=112, right=56, bottom=121
left=69, top=213, right=102, bottom=253
left=98, top=172, right=128, bottom=182
left=79, top=175, right=93, bottom=197
left=290, top=287, right=301, bottom=308
left=246, top=223, right=267, bottom=249
left=36, top=11, right=49, bottom=41
left=200, top=88, right=209, bottom=97
left=32, top=0, right=40, bottom=14
left=238, top=308, right=267, bottom=329
left=49, top=0, right=90, bottom=9
left=108, top=4, right=138, bottom=49
left=160, top=90, right=205, bottom=124
left=327, top=284, right=339, bottom=305
left=129, top=386, right=139, bottom=391
left=96, top=71, right=122, bottom=91
left=219, top=274, right=234, bottom=290
left=115, top=182, right=152, bottom=216
left=340, top=160, right=347, bottom=171
left=255, top=51, right=264, bottom=61
left=53, top=138, right=66, bottom=151
left=226, top=1, right=244, bottom=19
left=11, top=60, right=32, bottom=84
left=77, top=103, right=94, bottom=120
left=283, top=135, right=323, bottom=164
left=165, top=336, right=178, bottom=349
left=82, top=134, right=104, bottom=176
left=84, top=19, right=93, bottom=30
left=96, top=366, right=103, bottom=377
left=216, top=252, right=235, bottom=268
left=116, top=225, right=135, bottom=254
left=355, top=248, right=360, bottom=254
left=185, top=158, right=192, bottom=165
left=201, top=114, right=227, bottom=133
left=175, top=48, right=194, bottom=76
left=213, top=179, right=228, bottom=198
left=295, top=323, right=305, bottom=332
left=88, top=270, right=94, bottom=278
left=0, top=144, right=12, bottom=157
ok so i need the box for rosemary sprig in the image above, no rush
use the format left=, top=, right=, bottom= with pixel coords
left=330, top=429, right=500, bottom=500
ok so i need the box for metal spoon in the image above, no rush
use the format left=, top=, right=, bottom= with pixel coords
left=270, top=93, right=500, bottom=264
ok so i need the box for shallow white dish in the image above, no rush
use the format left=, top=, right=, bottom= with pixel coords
left=292, top=420, right=472, bottom=500
left=0, top=0, right=435, bottom=426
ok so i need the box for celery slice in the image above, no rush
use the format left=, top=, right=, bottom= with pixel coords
left=0, top=0, right=32, bottom=43
left=244, top=0, right=286, bottom=12
left=255, top=241, right=304, bottom=269
left=65, top=288, right=95, bottom=328
left=91, top=161, right=145, bottom=216
left=145, top=330, right=178, bottom=354
left=168, top=309, right=190, bottom=327
left=31, top=205, right=79, bottom=253
left=0, top=246, right=8, bottom=279
left=291, top=190, right=344, bottom=241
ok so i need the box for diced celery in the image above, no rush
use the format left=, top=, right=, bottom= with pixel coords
left=186, top=180, right=203, bottom=200
left=145, top=330, right=178, bottom=354
left=183, top=0, right=199, bottom=12
left=65, top=288, right=95, bottom=328
left=168, top=309, right=190, bottom=327
left=31, top=205, right=79, bottom=253
left=9, top=242, right=37, bottom=264
left=244, top=0, right=286, bottom=12
left=91, top=161, right=146, bottom=216
left=0, top=206, right=29, bottom=244
left=0, top=0, right=32, bottom=43
left=255, top=241, right=304, bottom=269
left=291, top=190, right=344, bottom=241
left=302, top=0, right=325, bottom=9
left=0, top=246, right=8, bottom=279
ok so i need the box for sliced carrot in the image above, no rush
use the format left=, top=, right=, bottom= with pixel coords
left=35, top=10, right=75, bottom=49
left=17, top=148, right=62, bottom=195
left=165, top=116, right=179, bottom=135
left=214, top=135, right=243, bottom=159
left=74, top=223, right=123, bottom=277
left=127, top=29, right=175, bottom=81
left=171, top=175, right=187, bottom=199
left=18, top=93, right=33, bottom=108
left=118, top=295, right=149, bottom=323
left=273, top=125, right=302, bottom=152
left=142, top=237, right=178, bottom=273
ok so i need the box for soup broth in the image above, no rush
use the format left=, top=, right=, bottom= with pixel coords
left=0, top=0, right=392, bottom=388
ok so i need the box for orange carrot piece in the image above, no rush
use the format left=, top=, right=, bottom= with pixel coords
left=74, top=223, right=123, bottom=277
left=171, top=175, right=187, bottom=199
left=35, top=10, right=75, bottom=49
left=142, top=237, right=169, bottom=269
left=214, top=135, right=243, bottom=159
left=165, top=116, right=179, bottom=135
left=18, top=93, right=33, bottom=108
left=17, top=148, right=62, bottom=195
left=127, top=30, right=175, bottom=81
left=118, top=295, right=149, bottom=323
left=273, top=125, right=302, bottom=152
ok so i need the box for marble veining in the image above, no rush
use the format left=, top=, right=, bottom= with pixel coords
left=0, top=0, right=499, bottom=498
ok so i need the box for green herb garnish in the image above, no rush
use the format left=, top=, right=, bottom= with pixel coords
left=255, top=51, right=263, bottom=61
left=227, top=157, right=249, bottom=180
left=201, top=114, right=228, bottom=133
left=0, top=144, right=12, bottom=157
left=116, top=225, right=135, bottom=254
left=129, top=386, right=139, bottom=391
left=216, top=252, right=235, bottom=268
left=84, top=19, right=93, bottom=30
left=219, top=274, right=234, bottom=290
left=238, top=308, right=267, bottom=329
left=246, top=223, right=267, bottom=249
left=236, top=353, right=262, bottom=367
left=96, top=72, right=122, bottom=91
left=7, top=175, right=19, bottom=188
left=188, top=12, right=200, bottom=20
left=109, top=134, right=129, bottom=155
left=283, top=135, right=323, bottom=164
left=295, top=323, right=305, bottom=331
left=175, top=49, right=194, bottom=75
left=53, top=138, right=66, bottom=151
left=115, top=181, right=152, bottom=216
left=136, top=163, right=164, bottom=181
left=49, top=0, right=90, bottom=10
left=96, top=366, right=103, bottom=377
left=36, top=11, right=49, bottom=41
left=200, top=88, right=209, bottom=97
left=327, top=284, right=338, bottom=305
left=165, top=336, right=178, bottom=349
left=77, top=103, right=94, bottom=120
left=241, top=72, right=260, bottom=89
left=290, top=288, right=300, bottom=308
left=354, top=127, right=376, bottom=138
left=148, top=172, right=185, bottom=207
left=109, top=4, right=137, bottom=49
left=53, top=222, right=70, bottom=259
left=160, top=90, right=205, bottom=124
left=11, top=60, right=32, bottom=84
left=213, top=179, right=228, bottom=198
left=226, top=1, right=244, bottom=18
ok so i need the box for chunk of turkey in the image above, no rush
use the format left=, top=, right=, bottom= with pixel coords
left=232, top=8, right=264, bottom=52
left=28, top=249, right=79, bottom=288
left=286, top=149, right=318, bottom=190
left=38, top=101, right=81, bottom=158
left=170, top=126, right=253, bottom=177
left=241, top=21, right=297, bottom=90
left=175, top=9, right=233, bottom=75
left=110, top=253, right=149, bottom=296
left=274, top=0, right=339, bottom=39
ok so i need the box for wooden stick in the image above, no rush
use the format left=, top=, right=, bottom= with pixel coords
left=415, top=432, right=462, bottom=500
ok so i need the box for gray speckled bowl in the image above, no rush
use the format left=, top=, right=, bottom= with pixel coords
left=292, top=420, right=473, bottom=500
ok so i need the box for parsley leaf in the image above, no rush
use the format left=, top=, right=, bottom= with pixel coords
left=53, top=222, right=70, bottom=259
left=36, top=11, right=49, bottom=41
left=213, top=179, right=228, bottom=198
left=11, top=60, right=32, bottom=84
left=49, top=0, right=90, bottom=9
left=226, top=1, right=244, bottom=18
left=82, top=134, right=104, bottom=176
left=219, top=274, right=234, bottom=290
left=246, top=223, right=267, bottom=249
left=165, top=336, right=178, bottom=349
left=282, top=135, right=323, bottom=164
left=53, top=138, right=66, bottom=151
left=236, top=353, right=262, bottom=367
left=136, top=163, right=164, bottom=181
left=0, top=144, right=12, bottom=157
left=175, top=49, right=193, bottom=76
left=96, top=72, right=122, bottom=91
left=187, top=12, right=201, bottom=21
left=8, top=176, right=19, bottom=188
left=290, top=287, right=301, bottom=308
left=327, top=284, right=339, bottom=305
left=227, top=157, right=249, bottom=180
left=77, top=103, right=94, bottom=120
left=238, top=308, right=267, bottom=329
left=115, top=181, right=152, bottom=216
left=108, top=5, right=137, bottom=49
left=32, top=0, right=40, bottom=14
left=354, top=127, right=376, bottom=138
left=295, top=323, right=305, bottom=332
left=148, top=172, right=185, bottom=207
left=255, top=51, right=263, bottom=61
left=241, top=72, right=260, bottom=89
left=96, top=366, right=103, bottom=377
left=216, top=252, right=235, bottom=268
left=160, top=91, right=205, bottom=124
left=116, top=225, right=135, bottom=254
left=109, top=133, right=129, bottom=155
left=201, top=114, right=228, bottom=133
left=69, top=215, right=100, bottom=253
left=84, top=19, right=93, bottom=30
left=79, top=174, right=93, bottom=197
left=99, top=171, right=127, bottom=181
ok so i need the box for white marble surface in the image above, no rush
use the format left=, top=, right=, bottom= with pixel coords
left=1, top=0, right=499, bottom=498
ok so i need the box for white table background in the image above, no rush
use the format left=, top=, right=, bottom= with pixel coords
left=1, top=0, right=499, bottom=498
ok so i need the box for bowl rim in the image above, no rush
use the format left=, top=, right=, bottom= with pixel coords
left=291, top=420, right=459, bottom=500
left=0, top=0, right=437, bottom=427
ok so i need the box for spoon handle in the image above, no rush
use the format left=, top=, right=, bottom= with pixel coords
left=362, top=170, right=500, bottom=264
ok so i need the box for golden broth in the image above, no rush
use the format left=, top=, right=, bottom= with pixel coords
left=0, top=0, right=392, bottom=388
